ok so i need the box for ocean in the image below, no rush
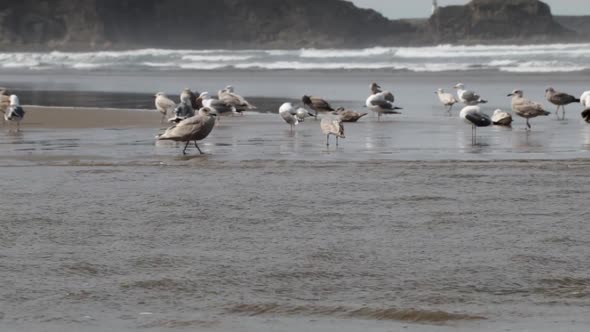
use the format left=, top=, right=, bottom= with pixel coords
left=1, top=44, right=590, bottom=332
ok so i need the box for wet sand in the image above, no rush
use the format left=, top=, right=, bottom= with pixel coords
left=19, top=106, right=161, bottom=129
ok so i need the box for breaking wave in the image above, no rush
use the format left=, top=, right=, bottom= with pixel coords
left=0, top=43, right=589, bottom=73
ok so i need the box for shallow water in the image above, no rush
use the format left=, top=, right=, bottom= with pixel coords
left=2, top=70, right=590, bottom=331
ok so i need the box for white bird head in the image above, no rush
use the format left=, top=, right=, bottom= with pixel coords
left=9, top=95, right=20, bottom=106
left=279, top=102, right=294, bottom=114
left=507, top=90, right=523, bottom=97
left=454, top=83, right=464, bottom=90
left=199, top=92, right=211, bottom=100
left=224, top=85, right=235, bottom=93
left=493, top=109, right=503, bottom=116
left=155, top=92, right=166, bottom=98
left=435, top=88, right=445, bottom=94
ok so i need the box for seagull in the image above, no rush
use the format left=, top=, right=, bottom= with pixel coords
left=154, top=92, right=176, bottom=124
left=198, top=92, right=237, bottom=119
left=218, top=85, right=256, bottom=115
left=435, top=88, right=458, bottom=112
left=321, top=114, right=345, bottom=147
left=4, top=95, right=25, bottom=131
left=180, top=88, right=200, bottom=110
left=279, top=102, right=299, bottom=132
left=302, top=95, right=335, bottom=119
left=295, top=107, right=314, bottom=122
left=491, top=109, right=513, bottom=127
left=365, top=89, right=402, bottom=121
left=582, top=108, right=590, bottom=123
left=581, top=91, right=590, bottom=108
left=454, top=83, right=488, bottom=105
left=333, top=107, right=367, bottom=122
left=508, top=90, right=550, bottom=130
left=0, top=89, right=10, bottom=117
left=168, top=101, right=195, bottom=124
left=156, top=107, right=217, bottom=155
left=460, top=105, right=491, bottom=145
left=545, top=87, right=580, bottom=120
left=370, top=82, right=395, bottom=103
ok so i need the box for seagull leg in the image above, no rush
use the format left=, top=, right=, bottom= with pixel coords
left=336, top=136, right=339, bottom=147
left=562, top=106, right=566, bottom=120
left=194, top=141, right=204, bottom=154
left=555, top=106, right=560, bottom=120
left=526, top=119, right=531, bottom=130
left=326, top=134, right=330, bottom=147
left=16, top=121, right=20, bottom=132
left=182, top=141, right=190, bottom=155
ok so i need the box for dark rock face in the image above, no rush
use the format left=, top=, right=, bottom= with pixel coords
left=0, top=0, right=417, bottom=50
left=0, top=0, right=577, bottom=50
left=429, top=0, right=571, bottom=43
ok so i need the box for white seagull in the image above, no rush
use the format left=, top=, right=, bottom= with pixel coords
left=454, top=83, right=488, bottom=105
left=366, top=83, right=403, bottom=121
left=491, top=109, right=513, bottom=127
left=460, top=105, right=491, bottom=145
left=154, top=92, right=176, bottom=123
left=435, top=88, right=458, bottom=112
left=279, top=102, right=299, bottom=132
left=4, top=95, right=25, bottom=131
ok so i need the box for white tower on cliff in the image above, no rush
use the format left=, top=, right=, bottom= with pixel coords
left=432, top=0, right=439, bottom=15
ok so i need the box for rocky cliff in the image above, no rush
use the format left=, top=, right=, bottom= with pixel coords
left=429, top=0, right=572, bottom=43
left=0, top=0, right=579, bottom=51
left=0, top=0, right=417, bottom=50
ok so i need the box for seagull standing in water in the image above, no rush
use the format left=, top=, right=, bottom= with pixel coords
left=435, top=88, right=458, bottom=112
left=4, top=95, right=25, bottom=131
left=295, top=107, right=314, bottom=122
left=302, top=95, right=335, bottom=119
left=491, top=109, right=513, bottom=127
left=545, top=87, right=580, bottom=120
left=454, top=83, right=488, bottom=105
left=155, top=92, right=176, bottom=124
left=180, top=88, right=200, bottom=111
left=198, top=92, right=237, bottom=118
left=320, top=114, right=345, bottom=147
left=366, top=83, right=403, bottom=121
left=218, top=85, right=256, bottom=115
left=156, top=107, right=217, bottom=155
left=279, top=102, right=299, bottom=132
left=333, top=107, right=367, bottom=122
left=508, top=90, right=550, bottom=131
left=460, top=105, right=491, bottom=145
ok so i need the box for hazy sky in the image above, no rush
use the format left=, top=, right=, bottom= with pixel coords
left=351, top=0, right=589, bottom=19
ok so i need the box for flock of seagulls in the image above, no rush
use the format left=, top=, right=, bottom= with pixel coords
left=432, top=84, right=589, bottom=144
left=2, top=81, right=590, bottom=154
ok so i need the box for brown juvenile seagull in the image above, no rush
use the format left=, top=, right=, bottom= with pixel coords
left=156, top=107, right=217, bottom=155
left=508, top=90, right=550, bottom=130
left=302, top=95, right=335, bottom=119
left=545, top=87, right=580, bottom=120
left=320, top=115, right=345, bottom=147
left=333, top=107, right=367, bottom=122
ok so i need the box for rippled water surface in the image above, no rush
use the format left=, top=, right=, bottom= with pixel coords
left=2, top=69, right=590, bottom=331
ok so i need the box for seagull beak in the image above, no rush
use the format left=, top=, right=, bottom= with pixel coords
left=507, top=93, right=513, bottom=97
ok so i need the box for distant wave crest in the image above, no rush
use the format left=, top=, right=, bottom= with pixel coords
left=1, top=43, right=589, bottom=73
